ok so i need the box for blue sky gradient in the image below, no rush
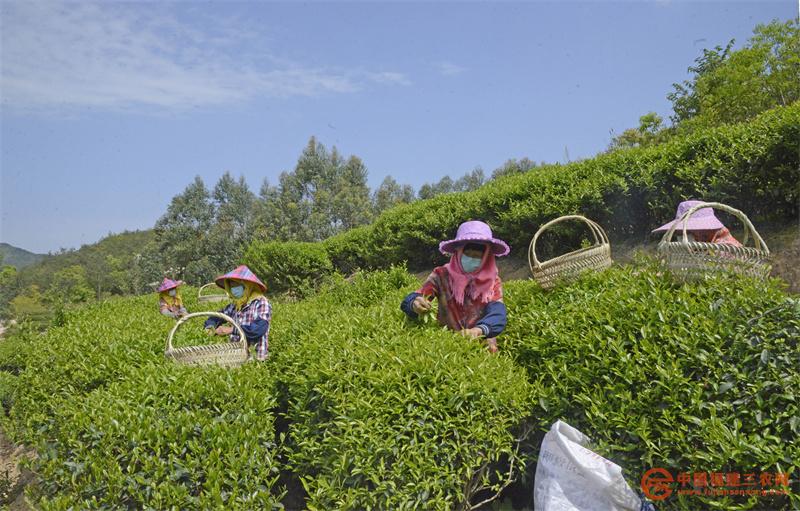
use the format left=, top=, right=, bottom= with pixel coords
left=1, top=1, right=795, bottom=253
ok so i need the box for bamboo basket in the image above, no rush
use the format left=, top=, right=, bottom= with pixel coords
left=197, top=283, right=229, bottom=304
left=528, top=215, right=613, bottom=290
left=165, top=312, right=249, bottom=368
left=657, top=202, right=771, bottom=281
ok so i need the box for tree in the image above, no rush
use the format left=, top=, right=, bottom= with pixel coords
left=608, top=112, right=668, bottom=150
left=418, top=176, right=454, bottom=200
left=47, top=265, right=94, bottom=304
left=208, top=172, right=257, bottom=273
left=0, top=265, right=18, bottom=319
left=255, top=137, right=374, bottom=242
left=667, top=19, right=799, bottom=130
left=372, top=176, right=415, bottom=215
left=491, top=158, right=540, bottom=179
left=154, top=176, right=215, bottom=283
left=453, top=167, right=485, bottom=192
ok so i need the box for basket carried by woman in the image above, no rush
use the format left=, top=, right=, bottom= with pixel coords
left=528, top=215, right=613, bottom=290
left=198, top=283, right=229, bottom=304
left=165, top=312, right=249, bottom=368
left=656, top=201, right=770, bottom=281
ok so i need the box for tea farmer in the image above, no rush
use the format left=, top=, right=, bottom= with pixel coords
left=157, top=278, right=187, bottom=319
left=653, top=200, right=742, bottom=246
left=401, top=220, right=509, bottom=353
left=204, top=265, right=272, bottom=361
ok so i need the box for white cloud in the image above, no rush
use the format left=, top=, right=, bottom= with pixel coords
left=437, top=62, right=466, bottom=76
left=0, top=2, right=405, bottom=113
left=365, top=71, right=412, bottom=86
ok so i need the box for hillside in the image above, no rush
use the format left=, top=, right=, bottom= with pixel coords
left=1, top=264, right=797, bottom=509
left=244, top=103, right=800, bottom=294
left=0, top=243, right=43, bottom=269
left=15, top=229, right=157, bottom=296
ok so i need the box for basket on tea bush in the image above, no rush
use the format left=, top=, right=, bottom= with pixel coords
left=657, top=202, right=771, bottom=281
left=165, top=312, right=248, bottom=368
left=528, top=215, right=613, bottom=290
left=197, top=283, right=229, bottom=304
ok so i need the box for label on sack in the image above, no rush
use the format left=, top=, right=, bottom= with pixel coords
left=534, top=420, right=645, bottom=511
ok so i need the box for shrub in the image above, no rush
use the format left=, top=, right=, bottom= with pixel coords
left=244, top=103, right=799, bottom=283
left=502, top=264, right=799, bottom=510
left=243, top=241, right=334, bottom=297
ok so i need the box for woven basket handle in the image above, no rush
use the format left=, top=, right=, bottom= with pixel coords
left=528, top=215, right=609, bottom=268
left=166, top=311, right=247, bottom=353
left=660, top=202, right=769, bottom=254
left=198, top=283, right=224, bottom=298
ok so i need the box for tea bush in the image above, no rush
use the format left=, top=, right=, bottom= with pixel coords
left=244, top=240, right=334, bottom=297
left=270, top=268, right=534, bottom=510
left=247, top=103, right=798, bottom=286
left=502, top=265, right=799, bottom=510
left=1, top=264, right=798, bottom=509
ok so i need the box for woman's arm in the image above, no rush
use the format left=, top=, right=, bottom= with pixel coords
left=400, top=272, right=439, bottom=319
left=475, top=301, right=508, bottom=337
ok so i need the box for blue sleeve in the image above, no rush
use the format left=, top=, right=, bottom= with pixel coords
left=241, top=318, right=269, bottom=342
left=476, top=301, right=507, bottom=337
left=401, top=292, right=422, bottom=319
left=204, top=305, right=232, bottom=329
left=204, top=316, right=223, bottom=328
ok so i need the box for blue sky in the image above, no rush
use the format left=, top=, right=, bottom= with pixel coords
left=1, top=1, right=795, bottom=254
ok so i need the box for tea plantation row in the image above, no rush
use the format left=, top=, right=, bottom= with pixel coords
left=244, top=103, right=800, bottom=294
left=1, top=265, right=797, bottom=509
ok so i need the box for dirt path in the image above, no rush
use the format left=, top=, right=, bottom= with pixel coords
left=0, top=426, right=34, bottom=509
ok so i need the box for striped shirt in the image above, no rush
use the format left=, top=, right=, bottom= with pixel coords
left=205, top=296, right=272, bottom=360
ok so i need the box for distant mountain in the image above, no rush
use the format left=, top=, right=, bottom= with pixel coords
left=0, top=242, right=45, bottom=269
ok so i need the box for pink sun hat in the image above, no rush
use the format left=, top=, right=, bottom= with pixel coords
left=439, top=220, right=510, bottom=257
left=652, top=200, right=725, bottom=233
left=157, top=277, right=184, bottom=292
left=215, top=265, right=267, bottom=292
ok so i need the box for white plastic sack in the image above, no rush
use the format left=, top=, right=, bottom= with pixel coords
left=534, top=420, right=644, bottom=511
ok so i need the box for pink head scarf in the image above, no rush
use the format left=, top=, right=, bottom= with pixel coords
left=444, top=245, right=498, bottom=306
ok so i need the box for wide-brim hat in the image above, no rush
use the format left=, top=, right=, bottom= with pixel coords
left=157, top=278, right=184, bottom=292
left=439, top=220, right=510, bottom=257
left=652, top=200, right=724, bottom=233
left=215, top=265, right=267, bottom=292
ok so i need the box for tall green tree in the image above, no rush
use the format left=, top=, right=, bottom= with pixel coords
left=154, top=176, right=215, bottom=283
left=208, top=172, right=257, bottom=272
left=256, top=137, right=374, bottom=242
left=608, top=112, right=668, bottom=150
left=373, top=176, right=415, bottom=215
left=668, top=19, right=799, bottom=130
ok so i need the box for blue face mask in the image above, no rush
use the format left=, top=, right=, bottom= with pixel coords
left=460, top=254, right=482, bottom=273
left=168, top=289, right=176, bottom=297
left=230, top=285, right=245, bottom=298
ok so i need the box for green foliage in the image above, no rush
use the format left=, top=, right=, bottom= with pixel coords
left=243, top=240, right=334, bottom=297
left=1, top=264, right=798, bottom=509
left=669, top=19, right=799, bottom=131
left=13, top=230, right=158, bottom=309
left=154, top=173, right=259, bottom=285
left=47, top=265, right=94, bottom=304
left=0, top=242, right=44, bottom=269
left=502, top=265, right=799, bottom=510
left=291, top=103, right=798, bottom=276
left=0, top=265, right=18, bottom=319
left=270, top=268, right=532, bottom=510
left=255, top=137, right=374, bottom=242
left=609, top=112, right=670, bottom=150
left=33, top=366, right=283, bottom=510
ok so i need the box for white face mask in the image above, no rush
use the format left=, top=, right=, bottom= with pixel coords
left=168, top=289, right=177, bottom=297
left=230, top=285, right=245, bottom=299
